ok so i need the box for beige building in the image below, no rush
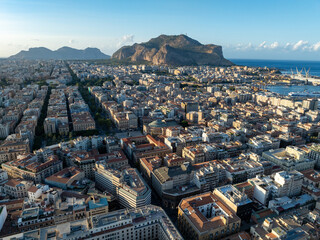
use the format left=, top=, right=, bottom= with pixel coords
left=178, top=192, right=241, bottom=240
left=2, top=154, right=63, bottom=183
left=262, top=146, right=316, bottom=171
left=113, top=111, right=138, bottom=130
left=182, top=146, right=205, bottom=164
left=3, top=179, right=33, bottom=199
left=72, top=112, right=96, bottom=132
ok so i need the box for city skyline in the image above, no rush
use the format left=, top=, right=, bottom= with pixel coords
left=1, top=0, right=320, bottom=60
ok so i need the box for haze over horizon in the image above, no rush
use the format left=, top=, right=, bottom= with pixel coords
left=1, top=0, right=320, bottom=60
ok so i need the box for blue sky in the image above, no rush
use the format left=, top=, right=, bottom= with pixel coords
left=0, top=0, right=319, bottom=60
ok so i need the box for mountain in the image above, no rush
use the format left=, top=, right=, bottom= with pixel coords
left=112, top=34, right=233, bottom=66
left=9, top=47, right=110, bottom=60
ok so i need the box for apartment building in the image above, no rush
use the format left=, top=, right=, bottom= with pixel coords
left=262, top=146, right=316, bottom=171
left=72, top=112, right=96, bottom=132
left=95, top=164, right=151, bottom=209
left=2, top=154, right=63, bottom=183
left=178, top=192, right=241, bottom=240
left=113, top=111, right=138, bottom=130
left=213, top=185, right=253, bottom=222
left=182, top=146, right=205, bottom=164
left=3, top=179, right=33, bottom=199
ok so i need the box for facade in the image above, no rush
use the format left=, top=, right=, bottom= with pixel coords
left=113, top=111, right=138, bottom=130
left=0, top=205, right=7, bottom=232
left=273, top=170, right=303, bottom=197
left=0, top=123, right=10, bottom=139
left=182, top=146, right=205, bottom=164
left=3, top=179, right=33, bottom=199
left=308, top=143, right=320, bottom=168
left=193, top=163, right=222, bottom=192
left=72, top=112, right=96, bottom=132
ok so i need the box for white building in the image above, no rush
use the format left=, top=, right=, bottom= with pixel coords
left=95, top=164, right=151, bottom=209
left=0, top=205, right=7, bottom=231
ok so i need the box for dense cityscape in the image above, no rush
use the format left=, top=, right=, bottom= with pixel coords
left=0, top=58, right=318, bottom=240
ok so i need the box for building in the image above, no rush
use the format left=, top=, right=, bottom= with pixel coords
left=247, top=134, right=280, bottom=155
left=213, top=185, right=253, bottom=222
left=262, top=146, right=316, bottom=171
left=300, top=169, right=320, bottom=201
left=163, top=153, right=186, bottom=167
left=152, top=162, right=200, bottom=208
left=308, top=143, right=320, bottom=168
left=249, top=170, right=304, bottom=206
left=95, top=165, right=151, bottom=209
left=45, top=166, right=85, bottom=190
left=0, top=169, right=8, bottom=183
left=193, top=163, right=223, bottom=192
left=85, top=205, right=183, bottom=240
left=113, top=111, right=138, bottom=130
left=27, top=184, right=48, bottom=201
left=178, top=192, right=241, bottom=240
left=273, top=170, right=303, bottom=197
left=122, top=135, right=171, bottom=164
left=72, top=112, right=96, bottom=132
left=0, top=123, right=10, bottom=139
left=3, top=179, right=33, bottom=199
left=164, top=136, right=186, bottom=156
left=182, top=146, right=205, bottom=164
left=0, top=206, right=7, bottom=232
left=2, top=154, right=63, bottom=183
left=250, top=209, right=319, bottom=240
left=139, top=156, right=162, bottom=182
left=181, top=101, right=198, bottom=113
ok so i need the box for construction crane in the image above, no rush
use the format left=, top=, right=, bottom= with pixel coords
left=304, top=67, right=311, bottom=78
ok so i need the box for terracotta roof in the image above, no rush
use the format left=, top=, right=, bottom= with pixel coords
left=28, top=186, right=39, bottom=193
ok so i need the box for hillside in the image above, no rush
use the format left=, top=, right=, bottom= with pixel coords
left=112, top=34, right=233, bottom=66
left=9, top=47, right=110, bottom=60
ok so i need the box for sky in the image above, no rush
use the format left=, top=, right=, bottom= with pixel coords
left=0, top=0, right=320, bottom=60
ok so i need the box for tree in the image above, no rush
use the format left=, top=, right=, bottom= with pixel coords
left=180, top=120, right=189, bottom=128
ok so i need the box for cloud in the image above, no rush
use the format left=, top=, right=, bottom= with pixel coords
left=68, top=39, right=76, bottom=44
left=284, top=42, right=292, bottom=49
left=235, top=42, right=253, bottom=51
left=270, top=42, right=279, bottom=49
left=311, top=42, right=320, bottom=51
left=229, top=40, right=320, bottom=52
left=117, top=34, right=134, bottom=47
left=258, top=41, right=267, bottom=48
left=292, top=40, right=308, bottom=51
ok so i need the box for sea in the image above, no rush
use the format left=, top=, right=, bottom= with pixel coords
left=231, top=59, right=320, bottom=95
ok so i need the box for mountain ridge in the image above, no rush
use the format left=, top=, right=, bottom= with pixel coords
left=9, top=47, right=110, bottom=60
left=112, top=34, right=233, bottom=66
